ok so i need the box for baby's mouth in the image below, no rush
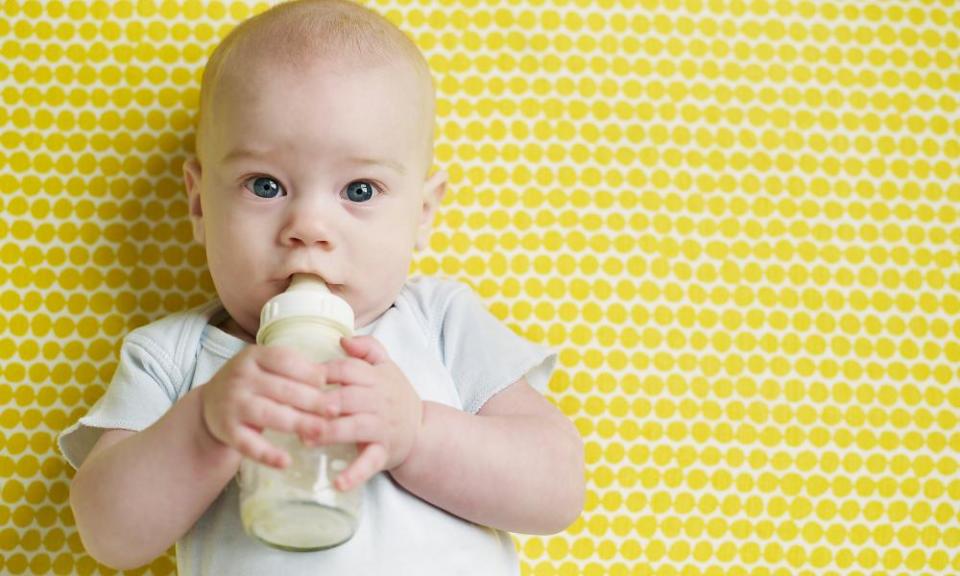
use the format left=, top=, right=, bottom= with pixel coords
left=282, top=273, right=341, bottom=291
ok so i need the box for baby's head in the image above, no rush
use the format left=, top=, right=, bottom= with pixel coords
left=183, top=0, right=446, bottom=339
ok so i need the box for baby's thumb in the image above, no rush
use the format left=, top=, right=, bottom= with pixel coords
left=340, top=335, right=390, bottom=365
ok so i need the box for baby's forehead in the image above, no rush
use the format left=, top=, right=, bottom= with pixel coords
left=211, top=51, right=432, bottom=125
left=197, top=0, right=435, bottom=164
left=220, top=47, right=421, bottom=90
left=206, top=52, right=434, bottom=171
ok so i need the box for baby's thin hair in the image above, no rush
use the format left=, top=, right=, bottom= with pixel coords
left=195, top=0, right=435, bottom=163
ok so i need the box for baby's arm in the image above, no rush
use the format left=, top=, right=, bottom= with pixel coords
left=314, top=335, right=585, bottom=534
left=392, top=379, right=585, bottom=535
left=70, top=388, right=240, bottom=569
left=69, top=346, right=331, bottom=569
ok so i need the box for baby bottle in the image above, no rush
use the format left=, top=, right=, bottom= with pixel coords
left=238, top=274, right=362, bottom=551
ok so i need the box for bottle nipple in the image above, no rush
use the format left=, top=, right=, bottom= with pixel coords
left=258, top=274, right=354, bottom=343
left=288, top=274, right=331, bottom=294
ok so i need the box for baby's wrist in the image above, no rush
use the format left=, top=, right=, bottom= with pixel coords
left=193, top=387, right=234, bottom=457
left=389, top=400, right=429, bottom=479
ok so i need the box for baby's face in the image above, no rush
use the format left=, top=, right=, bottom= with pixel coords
left=184, top=60, right=444, bottom=338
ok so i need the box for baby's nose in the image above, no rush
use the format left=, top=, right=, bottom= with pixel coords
left=282, top=200, right=336, bottom=248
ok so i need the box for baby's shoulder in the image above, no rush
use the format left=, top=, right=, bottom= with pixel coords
left=399, top=275, right=474, bottom=319
left=397, top=276, right=495, bottom=344
left=402, top=274, right=471, bottom=301
left=122, top=299, right=222, bottom=353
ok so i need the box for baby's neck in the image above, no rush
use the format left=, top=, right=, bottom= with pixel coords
left=217, top=315, right=256, bottom=343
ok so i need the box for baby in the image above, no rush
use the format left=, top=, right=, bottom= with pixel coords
left=59, top=0, right=584, bottom=574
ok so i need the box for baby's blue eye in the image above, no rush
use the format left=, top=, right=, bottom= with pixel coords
left=246, top=176, right=284, bottom=199
left=343, top=181, right=377, bottom=203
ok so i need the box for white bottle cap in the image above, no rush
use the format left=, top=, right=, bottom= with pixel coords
left=258, top=274, right=355, bottom=338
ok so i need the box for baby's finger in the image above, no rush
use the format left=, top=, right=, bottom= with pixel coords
left=254, top=346, right=327, bottom=388
left=318, top=385, right=381, bottom=417
left=323, top=357, right=378, bottom=388
left=335, top=443, right=388, bottom=491
left=233, top=426, right=290, bottom=469
left=241, top=396, right=331, bottom=440
left=307, top=413, right=382, bottom=445
left=256, top=374, right=336, bottom=417
left=340, top=336, right=391, bottom=366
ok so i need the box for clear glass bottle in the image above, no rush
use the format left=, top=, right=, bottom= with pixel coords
left=238, top=274, right=362, bottom=551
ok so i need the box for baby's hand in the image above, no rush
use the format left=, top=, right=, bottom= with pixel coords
left=304, top=336, right=422, bottom=491
left=199, top=346, right=332, bottom=469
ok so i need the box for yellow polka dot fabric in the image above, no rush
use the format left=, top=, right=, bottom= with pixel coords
left=1, top=0, right=958, bottom=574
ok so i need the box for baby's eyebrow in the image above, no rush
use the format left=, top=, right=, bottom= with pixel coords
left=220, top=148, right=270, bottom=164
left=219, top=148, right=406, bottom=176
left=345, top=156, right=407, bottom=176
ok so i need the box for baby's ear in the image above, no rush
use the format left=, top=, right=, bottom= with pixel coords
left=415, top=169, right=447, bottom=251
left=182, top=157, right=205, bottom=245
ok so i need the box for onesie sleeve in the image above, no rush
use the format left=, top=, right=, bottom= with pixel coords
left=58, top=331, right=183, bottom=470
left=438, top=282, right=557, bottom=414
